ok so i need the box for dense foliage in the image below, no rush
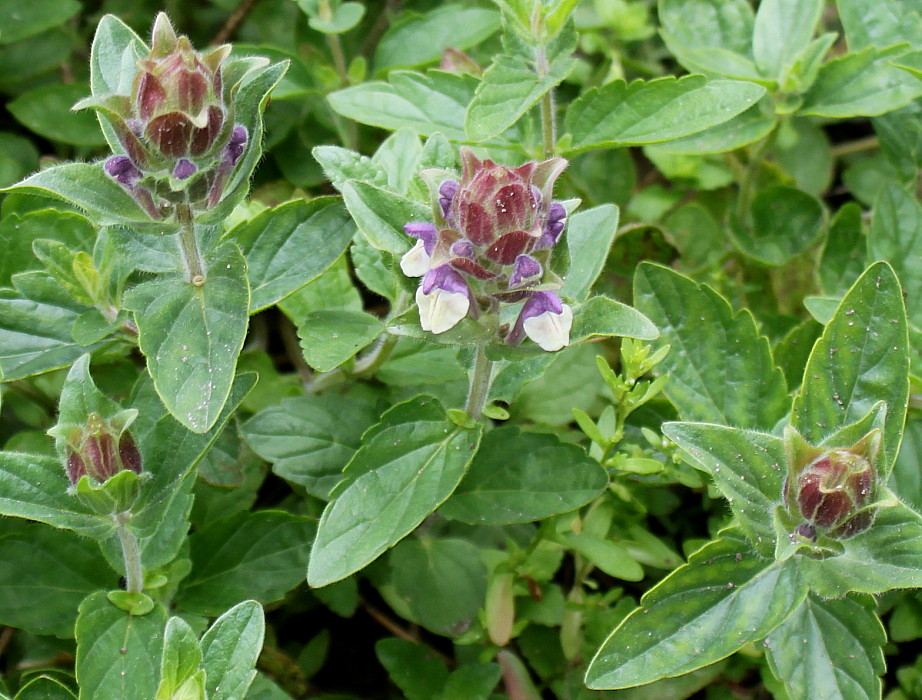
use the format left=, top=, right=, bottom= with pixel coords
left=1, top=1, right=922, bottom=698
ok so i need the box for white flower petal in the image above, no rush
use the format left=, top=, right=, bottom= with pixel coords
left=523, top=303, right=573, bottom=351
left=400, top=240, right=431, bottom=277
left=416, top=285, right=470, bottom=334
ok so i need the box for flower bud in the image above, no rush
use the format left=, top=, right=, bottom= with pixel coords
left=783, top=427, right=880, bottom=539
left=62, top=412, right=143, bottom=485
left=76, top=13, right=250, bottom=216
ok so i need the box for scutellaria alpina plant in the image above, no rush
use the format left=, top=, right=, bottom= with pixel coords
left=1, top=1, right=922, bottom=699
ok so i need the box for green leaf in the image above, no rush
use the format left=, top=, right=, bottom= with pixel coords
left=569, top=295, right=658, bottom=340
left=123, top=241, right=249, bottom=433
left=377, top=338, right=465, bottom=386
left=376, top=638, right=449, bottom=700
left=791, top=262, right=909, bottom=473
left=88, top=14, right=147, bottom=98
left=200, top=600, right=265, bottom=700
left=764, top=594, right=885, bottom=700
left=0, top=132, right=40, bottom=188
left=869, top=184, right=922, bottom=331
left=731, top=185, right=825, bottom=265
left=441, top=664, right=502, bottom=700
left=307, top=396, right=482, bottom=587
left=819, top=202, right=867, bottom=297
left=560, top=204, right=619, bottom=300
left=297, top=309, right=384, bottom=372
left=751, top=0, right=823, bottom=80
left=440, top=426, right=607, bottom=525
left=242, top=395, right=378, bottom=500
left=564, top=76, right=765, bottom=152
left=388, top=537, right=487, bottom=636
left=465, top=29, right=576, bottom=142
left=200, top=61, right=288, bottom=226
left=75, top=591, right=166, bottom=700
left=340, top=180, right=429, bottom=255
left=157, top=617, right=202, bottom=700
left=0, top=210, right=95, bottom=287
left=14, top=676, right=76, bottom=700
left=649, top=102, right=777, bottom=155
left=375, top=6, right=501, bottom=71
left=836, top=0, right=922, bottom=50
left=662, top=423, right=785, bottom=555
left=279, top=254, right=362, bottom=321
left=328, top=70, right=482, bottom=142
left=4, top=163, right=154, bottom=227
left=800, top=45, right=922, bottom=118
left=303, top=1, right=364, bottom=33
left=801, top=500, right=922, bottom=597
left=0, top=280, right=102, bottom=382
left=585, top=530, right=806, bottom=690
left=0, top=452, right=112, bottom=538
left=312, top=146, right=388, bottom=192
left=0, top=521, right=118, bottom=637
left=0, top=0, right=79, bottom=44
left=175, top=511, right=315, bottom=616
left=230, top=198, right=356, bottom=312
left=126, top=373, right=257, bottom=540
left=372, top=129, right=423, bottom=196
left=8, top=84, right=106, bottom=147
left=351, top=233, right=400, bottom=302
left=555, top=531, right=644, bottom=580
left=657, top=0, right=755, bottom=76
left=633, top=263, right=789, bottom=429
left=891, top=416, right=922, bottom=512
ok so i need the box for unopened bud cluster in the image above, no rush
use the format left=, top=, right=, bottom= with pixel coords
left=59, top=412, right=142, bottom=485
left=79, top=14, right=248, bottom=218
left=401, top=148, right=573, bottom=351
left=783, top=428, right=880, bottom=540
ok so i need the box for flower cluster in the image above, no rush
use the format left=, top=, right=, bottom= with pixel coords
left=53, top=411, right=143, bottom=486
left=783, top=427, right=880, bottom=540
left=77, top=13, right=248, bottom=218
left=401, top=148, right=573, bottom=351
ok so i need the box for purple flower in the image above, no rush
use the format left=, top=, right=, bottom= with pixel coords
left=105, top=156, right=141, bottom=186
left=506, top=291, right=573, bottom=351
left=172, top=158, right=197, bottom=179
left=509, top=254, right=542, bottom=289
left=535, top=202, right=567, bottom=250
left=404, top=222, right=438, bottom=255
left=417, top=265, right=472, bottom=334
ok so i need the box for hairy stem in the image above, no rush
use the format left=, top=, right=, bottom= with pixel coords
left=176, top=204, right=205, bottom=286
left=465, top=343, right=495, bottom=419
left=735, top=128, right=777, bottom=224
left=536, top=47, right=557, bottom=158
left=116, top=513, right=143, bottom=594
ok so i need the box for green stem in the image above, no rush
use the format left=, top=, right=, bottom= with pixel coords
left=465, top=343, right=494, bottom=420
left=176, top=204, right=205, bottom=286
left=536, top=47, right=556, bottom=158
left=735, top=128, right=777, bottom=224
left=540, top=89, right=557, bottom=158
left=116, top=513, right=143, bottom=594
left=307, top=291, right=411, bottom=393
